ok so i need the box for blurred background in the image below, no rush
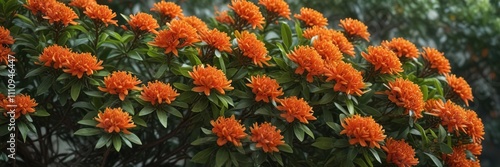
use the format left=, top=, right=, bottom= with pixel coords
left=104, top=0, right=500, bottom=166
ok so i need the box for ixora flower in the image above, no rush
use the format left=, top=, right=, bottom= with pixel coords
left=0, top=46, right=13, bottom=65
left=24, top=0, right=55, bottom=15
left=294, top=7, right=327, bottom=27
left=150, top=19, right=199, bottom=56
left=303, top=26, right=355, bottom=56
left=84, top=4, right=118, bottom=26
left=229, top=0, right=265, bottom=29
left=258, top=0, right=291, bottom=20
left=200, top=29, right=232, bottom=53
left=140, top=81, right=179, bottom=105
left=1, top=94, right=38, bottom=119
left=0, top=26, right=14, bottom=45
left=62, top=52, right=104, bottom=79
left=339, top=18, right=370, bottom=41
left=287, top=46, right=325, bottom=82
left=181, top=16, right=209, bottom=33
left=189, top=65, right=233, bottom=96
left=386, top=78, right=425, bottom=119
left=440, top=100, right=469, bottom=133
left=277, top=96, right=316, bottom=124
left=464, top=110, right=485, bottom=143
left=312, top=38, right=343, bottom=62
left=362, top=46, right=403, bottom=75
left=38, top=44, right=73, bottom=69
left=236, top=31, right=270, bottom=67
left=421, top=47, right=451, bottom=75
left=69, top=0, right=96, bottom=9
left=98, top=71, right=142, bottom=101
left=215, top=9, right=234, bottom=24
left=150, top=1, right=183, bottom=21
left=250, top=122, right=285, bottom=153
left=324, top=61, right=365, bottom=96
left=246, top=75, right=283, bottom=103
left=444, top=146, right=481, bottom=167
left=127, top=12, right=159, bottom=34
left=42, top=1, right=79, bottom=26
left=382, top=138, right=419, bottom=167
left=210, top=115, right=247, bottom=147
left=382, top=37, right=419, bottom=59
left=95, top=107, right=136, bottom=134
left=340, top=115, right=386, bottom=148
left=445, top=74, right=474, bottom=106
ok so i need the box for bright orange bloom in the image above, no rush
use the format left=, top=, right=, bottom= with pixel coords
left=140, top=81, right=179, bottom=105
left=84, top=4, right=118, bottom=26
left=441, top=100, right=468, bottom=133
left=424, top=98, right=445, bottom=116
left=229, top=0, right=265, bottom=29
left=287, top=46, right=325, bottom=82
left=0, top=46, right=13, bottom=65
left=215, top=9, right=234, bottom=24
left=200, top=29, right=232, bottom=53
left=150, top=19, right=199, bottom=56
left=339, top=18, right=370, bottom=41
left=382, top=37, right=419, bottom=59
left=98, top=71, right=142, bottom=101
left=38, top=45, right=73, bottom=69
left=246, top=75, right=283, bottom=103
left=324, top=61, right=365, bottom=96
left=462, top=142, right=482, bottom=156
left=69, top=0, right=96, bottom=9
left=95, top=107, right=136, bottom=134
left=1, top=94, right=38, bottom=119
left=382, top=138, right=419, bottom=167
left=189, top=65, right=234, bottom=96
left=445, top=146, right=480, bottom=167
left=445, top=74, right=474, bottom=106
left=0, top=26, right=14, bottom=45
left=422, top=47, right=451, bottom=74
left=258, top=0, right=291, bottom=19
left=42, top=2, right=79, bottom=26
left=312, top=38, right=343, bottom=62
left=150, top=1, right=183, bottom=20
left=181, top=16, right=209, bottom=33
left=250, top=122, right=285, bottom=153
left=210, top=115, right=247, bottom=147
left=303, top=27, right=355, bottom=56
left=340, top=115, right=386, bottom=148
left=362, top=46, right=403, bottom=75
left=464, top=110, right=484, bottom=143
left=62, top=52, right=103, bottom=79
left=386, top=78, right=425, bottom=119
left=128, top=13, right=159, bottom=34
left=24, top=0, right=56, bottom=15
left=277, top=96, right=316, bottom=124
left=294, top=8, right=327, bottom=27
left=236, top=31, right=270, bottom=67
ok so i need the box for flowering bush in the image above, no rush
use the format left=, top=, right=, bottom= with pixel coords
left=0, top=0, right=485, bottom=166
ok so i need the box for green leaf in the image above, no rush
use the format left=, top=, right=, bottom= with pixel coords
left=299, top=124, right=314, bottom=139
left=138, top=105, right=156, bottom=116
left=191, top=147, right=215, bottom=164
left=277, top=144, right=293, bottom=153
left=95, top=134, right=112, bottom=149
left=333, top=139, right=350, bottom=148
left=424, top=152, right=443, bottom=167
left=186, top=50, right=202, bottom=65
left=334, top=102, right=349, bottom=115
left=71, top=81, right=82, bottom=101
left=272, top=153, right=284, bottom=166
left=346, top=99, right=355, bottom=115
left=15, top=14, right=35, bottom=27
left=166, top=106, right=183, bottom=118
left=273, top=57, right=288, bottom=70
left=57, top=73, right=71, bottom=81
left=311, top=137, right=334, bottom=149
left=36, top=76, right=54, bottom=96
left=280, top=22, right=292, bottom=49
left=18, top=122, right=29, bottom=142
left=254, top=107, right=272, bottom=116
left=77, top=120, right=98, bottom=126
left=192, top=98, right=208, bottom=112
left=234, top=99, right=254, bottom=109
left=127, top=50, right=143, bottom=61
left=294, top=124, right=305, bottom=142
left=32, top=108, right=50, bottom=117
left=123, top=133, right=142, bottom=145
left=74, top=128, right=101, bottom=136
left=156, top=109, right=168, bottom=128
left=120, top=134, right=133, bottom=148
left=154, top=64, right=169, bottom=79
left=438, top=124, right=447, bottom=143
left=84, top=91, right=104, bottom=98
left=421, top=85, right=429, bottom=100
left=216, top=56, right=226, bottom=74
left=113, top=135, right=122, bottom=152
left=122, top=99, right=134, bottom=114
left=133, top=116, right=147, bottom=127
left=215, top=148, right=229, bottom=167
left=294, top=20, right=303, bottom=43
left=369, top=148, right=381, bottom=163
left=72, top=101, right=95, bottom=110
left=201, top=127, right=213, bottom=135
left=173, top=82, right=192, bottom=91
left=25, top=66, right=48, bottom=78
left=318, top=92, right=335, bottom=104
left=439, top=143, right=453, bottom=154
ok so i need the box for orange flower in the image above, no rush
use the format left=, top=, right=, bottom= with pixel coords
left=324, top=61, right=365, bottom=96
left=181, top=16, right=209, bottom=33
left=382, top=138, right=419, bottom=167
left=236, top=31, right=270, bottom=67
left=215, top=9, right=234, bottom=24
left=62, top=52, right=103, bottom=79
left=303, top=27, right=355, bottom=56
left=277, top=96, right=316, bottom=124
left=312, top=38, right=343, bottom=62
left=42, top=2, right=79, bottom=26
left=1, top=94, right=38, bottom=119
left=424, top=98, right=445, bottom=116
left=98, top=71, right=142, bottom=101
left=128, top=12, right=159, bottom=34
left=84, top=4, right=118, bottom=26
left=294, top=8, right=327, bottom=27
left=210, top=115, right=247, bottom=147
left=462, top=142, right=482, bottom=156
left=445, top=146, right=480, bottom=167
left=24, top=0, right=55, bottom=15
left=38, top=45, right=73, bottom=69
left=229, top=0, right=265, bottom=29
left=386, top=78, right=425, bottom=119
left=95, top=107, right=136, bottom=134
left=464, top=110, right=484, bottom=143
left=189, top=65, right=234, bottom=96
left=362, top=46, right=403, bottom=75
left=287, top=46, right=325, bottom=82
left=246, top=75, right=283, bottom=103
left=339, top=18, right=370, bottom=41
left=200, top=29, right=232, bottom=53
left=150, top=19, right=199, bottom=56
left=382, top=37, right=419, bottom=59
left=422, top=47, right=451, bottom=74
left=340, top=114, right=386, bottom=148
left=140, top=81, right=179, bottom=105
left=150, top=1, right=183, bottom=20
left=0, top=26, right=14, bottom=45
left=250, top=122, right=285, bottom=153
left=69, top=0, right=96, bottom=9
left=0, top=45, right=13, bottom=65
left=440, top=100, right=468, bottom=133
left=445, top=74, right=473, bottom=106
left=258, top=0, right=291, bottom=20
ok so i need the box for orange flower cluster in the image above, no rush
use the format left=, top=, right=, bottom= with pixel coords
left=362, top=46, right=403, bottom=75
left=95, top=107, right=136, bottom=134
left=150, top=1, right=183, bottom=21
left=433, top=100, right=468, bottom=133
left=303, top=26, right=355, bottom=56
left=382, top=37, right=419, bottom=59
left=98, top=71, right=142, bottom=101
left=386, top=78, right=425, bottom=119
left=69, top=0, right=96, bottom=9
left=62, top=52, right=104, bottom=79
left=189, top=65, right=234, bottom=96
left=324, top=61, right=365, bottom=96
left=0, top=46, right=12, bottom=65
left=25, top=0, right=55, bottom=15
left=445, top=74, right=474, bottom=106
left=250, top=122, right=285, bottom=153
left=210, top=115, right=247, bottom=147
left=445, top=146, right=480, bottom=167
left=246, top=75, right=283, bottom=103
left=150, top=19, right=199, bottom=56
left=287, top=46, right=325, bottom=82
left=465, top=110, right=485, bottom=143
left=127, top=13, right=159, bottom=34
left=382, top=138, right=419, bottom=167
left=339, top=18, right=370, bottom=41
left=229, top=0, right=265, bottom=29
left=38, top=45, right=73, bottom=69
left=312, top=39, right=343, bottom=62
left=84, top=4, right=118, bottom=26
left=181, top=16, right=209, bottom=33
left=215, top=10, right=234, bottom=25
left=200, top=29, right=232, bottom=53
left=422, top=47, right=451, bottom=74
left=340, top=115, right=386, bottom=148
left=140, top=81, right=179, bottom=105
left=294, top=8, right=327, bottom=27
left=277, top=96, right=316, bottom=124
left=258, top=0, right=291, bottom=20
left=42, top=1, right=79, bottom=26
left=462, top=142, right=482, bottom=156
left=0, top=26, right=14, bottom=45
left=236, top=31, right=270, bottom=67
left=1, top=94, right=38, bottom=119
